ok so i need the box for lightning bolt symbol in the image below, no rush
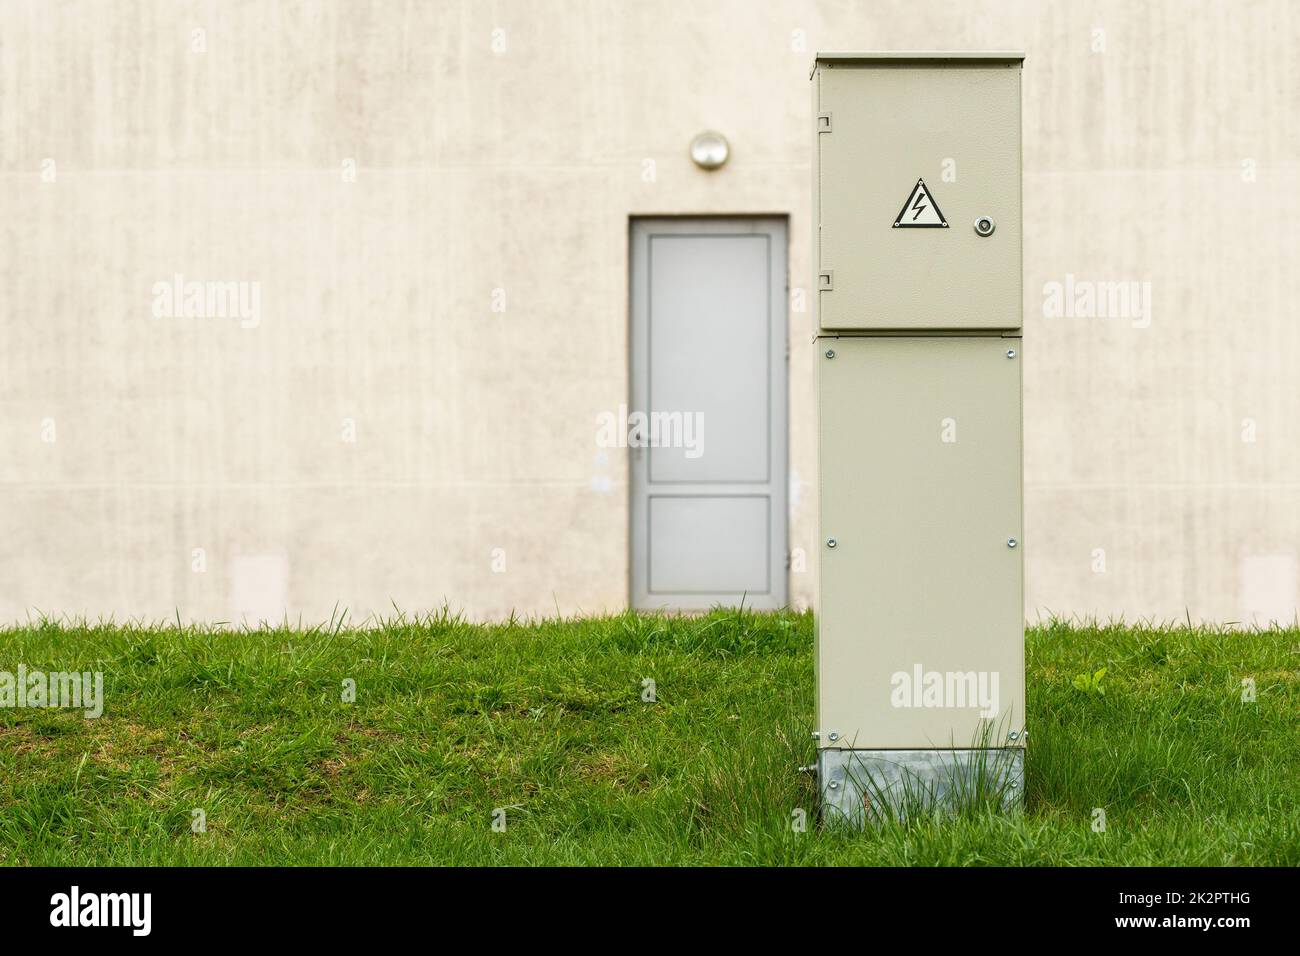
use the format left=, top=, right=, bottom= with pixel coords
left=911, top=191, right=927, bottom=220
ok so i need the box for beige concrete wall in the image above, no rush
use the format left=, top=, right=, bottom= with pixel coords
left=1, top=0, right=1296, bottom=625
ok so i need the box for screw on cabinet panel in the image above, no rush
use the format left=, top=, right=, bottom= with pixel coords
left=825, top=349, right=835, bottom=359
left=826, top=538, right=837, bottom=549
left=1007, top=538, right=1018, bottom=548
left=1006, top=348, right=1017, bottom=359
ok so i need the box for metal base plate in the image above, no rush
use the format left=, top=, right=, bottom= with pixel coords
left=819, top=748, right=1024, bottom=826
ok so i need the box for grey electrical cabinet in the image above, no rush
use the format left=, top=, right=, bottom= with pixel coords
left=813, top=53, right=1025, bottom=822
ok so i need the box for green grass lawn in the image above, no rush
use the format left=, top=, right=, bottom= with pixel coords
left=0, top=609, right=1296, bottom=865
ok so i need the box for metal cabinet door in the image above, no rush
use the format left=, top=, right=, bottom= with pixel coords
left=817, top=336, right=1023, bottom=748
left=816, top=61, right=1021, bottom=331
left=629, top=218, right=789, bottom=610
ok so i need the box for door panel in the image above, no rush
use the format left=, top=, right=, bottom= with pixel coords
left=648, top=496, right=769, bottom=594
left=817, top=63, right=1021, bottom=331
left=630, top=218, right=788, bottom=610
left=647, top=234, right=769, bottom=484
left=817, top=336, right=1023, bottom=747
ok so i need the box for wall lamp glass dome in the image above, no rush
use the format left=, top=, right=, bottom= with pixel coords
left=690, top=131, right=730, bottom=170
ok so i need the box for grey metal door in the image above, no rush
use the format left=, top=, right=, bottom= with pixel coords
left=629, top=218, right=788, bottom=610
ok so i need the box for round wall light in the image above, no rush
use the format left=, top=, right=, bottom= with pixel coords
left=690, top=131, right=730, bottom=170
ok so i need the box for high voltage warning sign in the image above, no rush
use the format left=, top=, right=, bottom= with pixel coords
left=893, top=178, right=948, bottom=228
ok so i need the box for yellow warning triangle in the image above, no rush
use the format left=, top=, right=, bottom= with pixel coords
left=893, top=178, right=948, bottom=228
